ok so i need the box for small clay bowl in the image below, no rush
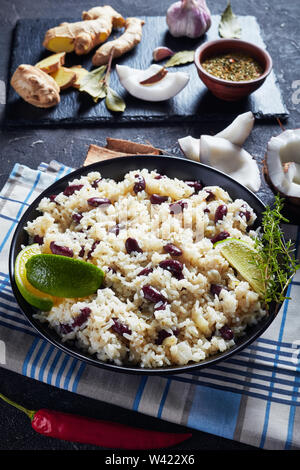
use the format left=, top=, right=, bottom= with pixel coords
left=194, top=39, right=273, bottom=101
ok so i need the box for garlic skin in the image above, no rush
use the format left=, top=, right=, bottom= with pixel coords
left=166, top=0, right=211, bottom=38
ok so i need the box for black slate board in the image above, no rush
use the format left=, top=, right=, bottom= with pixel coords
left=5, top=15, right=288, bottom=127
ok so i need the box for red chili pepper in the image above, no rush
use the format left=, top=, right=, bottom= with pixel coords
left=0, top=393, right=192, bottom=449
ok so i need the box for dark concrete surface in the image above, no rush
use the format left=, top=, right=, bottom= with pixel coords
left=0, top=0, right=299, bottom=451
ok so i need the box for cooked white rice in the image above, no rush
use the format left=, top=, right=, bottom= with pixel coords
left=26, top=169, right=266, bottom=368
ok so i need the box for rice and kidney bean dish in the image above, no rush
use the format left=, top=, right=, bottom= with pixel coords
left=26, top=169, right=266, bottom=367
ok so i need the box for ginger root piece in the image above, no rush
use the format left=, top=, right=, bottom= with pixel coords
left=70, top=66, right=89, bottom=89
left=11, top=64, right=60, bottom=108
left=50, top=66, right=77, bottom=90
left=92, top=17, right=145, bottom=66
left=35, top=52, right=66, bottom=74
left=43, top=6, right=125, bottom=55
left=82, top=5, right=125, bottom=28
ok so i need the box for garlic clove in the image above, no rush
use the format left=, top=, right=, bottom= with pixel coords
left=200, top=135, right=261, bottom=192
left=153, top=47, right=174, bottom=61
left=116, top=64, right=189, bottom=102
left=216, top=111, right=255, bottom=147
left=178, top=135, right=200, bottom=161
left=166, top=0, right=211, bottom=39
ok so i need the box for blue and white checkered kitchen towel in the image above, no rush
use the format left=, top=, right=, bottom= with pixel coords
left=1, top=160, right=300, bottom=450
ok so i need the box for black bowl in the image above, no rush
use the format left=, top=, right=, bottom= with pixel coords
left=9, top=155, right=279, bottom=375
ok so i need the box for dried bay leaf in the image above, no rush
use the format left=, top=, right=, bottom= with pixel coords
left=218, top=2, right=241, bottom=39
left=79, top=66, right=107, bottom=103
left=105, top=87, right=126, bottom=112
left=165, top=50, right=195, bottom=67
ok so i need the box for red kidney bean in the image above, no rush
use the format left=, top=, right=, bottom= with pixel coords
left=210, top=284, right=224, bottom=297
left=154, top=174, right=163, bottom=180
left=155, top=329, right=172, bottom=345
left=73, top=308, right=91, bottom=329
left=50, top=242, right=73, bottom=258
left=112, top=318, right=132, bottom=336
left=219, top=325, right=234, bottom=340
left=63, top=185, right=84, bottom=196
left=125, top=238, right=143, bottom=254
left=33, top=235, right=43, bottom=245
left=185, top=180, right=203, bottom=193
left=163, top=243, right=182, bottom=257
left=60, top=323, right=73, bottom=335
left=211, top=231, right=230, bottom=245
left=109, top=224, right=123, bottom=236
left=133, top=175, right=146, bottom=194
left=92, top=178, right=102, bottom=189
left=205, top=190, right=215, bottom=201
left=214, top=205, right=228, bottom=224
left=239, top=210, right=251, bottom=222
left=154, top=301, right=167, bottom=311
left=142, top=285, right=167, bottom=303
left=150, top=194, right=168, bottom=205
left=159, top=260, right=184, bottom=280
left=87, top=241, right=100, bottom=259
left=169, top=201, right=188, bottom=215
left=79, top=246, right=85, bottom=258
left=49, top=195, right=58, bottom=203
left=60, top=307, right=91, bottom=334
left=72, top=212, right=83, bottom=223
left=138, top=267, right=153, bottom=276
left=107, top=267, right=116, bottom=274
left=87, top=197, right=111, bottom=207
left=204, top=208, right=210, bottom=213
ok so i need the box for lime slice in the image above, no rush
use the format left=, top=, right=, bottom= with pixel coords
left=14, top=244, right=54, bottom=311
left=216, top=238, right=264, bottom=296
left=26, top=254, right=105, bottom=298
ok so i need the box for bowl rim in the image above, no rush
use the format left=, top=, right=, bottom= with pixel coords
left=9, top=155, right=280, bottom=375
left=194, top=38, right=273, bottom=86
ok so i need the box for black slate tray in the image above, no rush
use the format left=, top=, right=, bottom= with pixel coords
left=5, top=15, right=288, bottom=127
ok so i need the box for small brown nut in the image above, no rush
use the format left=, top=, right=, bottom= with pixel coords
left=10, top=64, right=60, bottom=108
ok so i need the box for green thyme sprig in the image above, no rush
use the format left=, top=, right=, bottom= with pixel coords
left=253, top=195, right=300, bottom=306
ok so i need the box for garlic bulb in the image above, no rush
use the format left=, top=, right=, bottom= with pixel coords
left=166, top=0, right=211, bottom=38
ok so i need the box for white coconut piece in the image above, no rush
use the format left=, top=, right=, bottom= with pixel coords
left=200, top=135, right=261, bottom=192
left=178, top=135, right=200, bottom=161
left=266, top=129, right=300, bottom=200
left=116, top=64, right=189, bottom=102
left=216, top=111, right=254, bottom=147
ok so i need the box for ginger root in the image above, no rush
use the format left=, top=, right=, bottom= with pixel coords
left=92, top=17, right=145, bottom=66
left=43, top=6, right=125, bottom=55
left=70, top=66, right=89, bottom=89
left=50, top=66, right=77, bottom=90
left=11, top=64, right=60, bottom=108
left=82, top=5, right=125, bottom=28
left=35, top=52, right=66, bottom=74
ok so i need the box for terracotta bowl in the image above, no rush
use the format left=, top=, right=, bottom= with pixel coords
left=194, top=39, right=273, bottom=101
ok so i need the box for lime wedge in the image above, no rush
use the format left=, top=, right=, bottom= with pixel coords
left=26, top=254, right=105, bottom=298
left=216, top=238, right=264, bottom=296
left=14, top=244, right=54, bottom=311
